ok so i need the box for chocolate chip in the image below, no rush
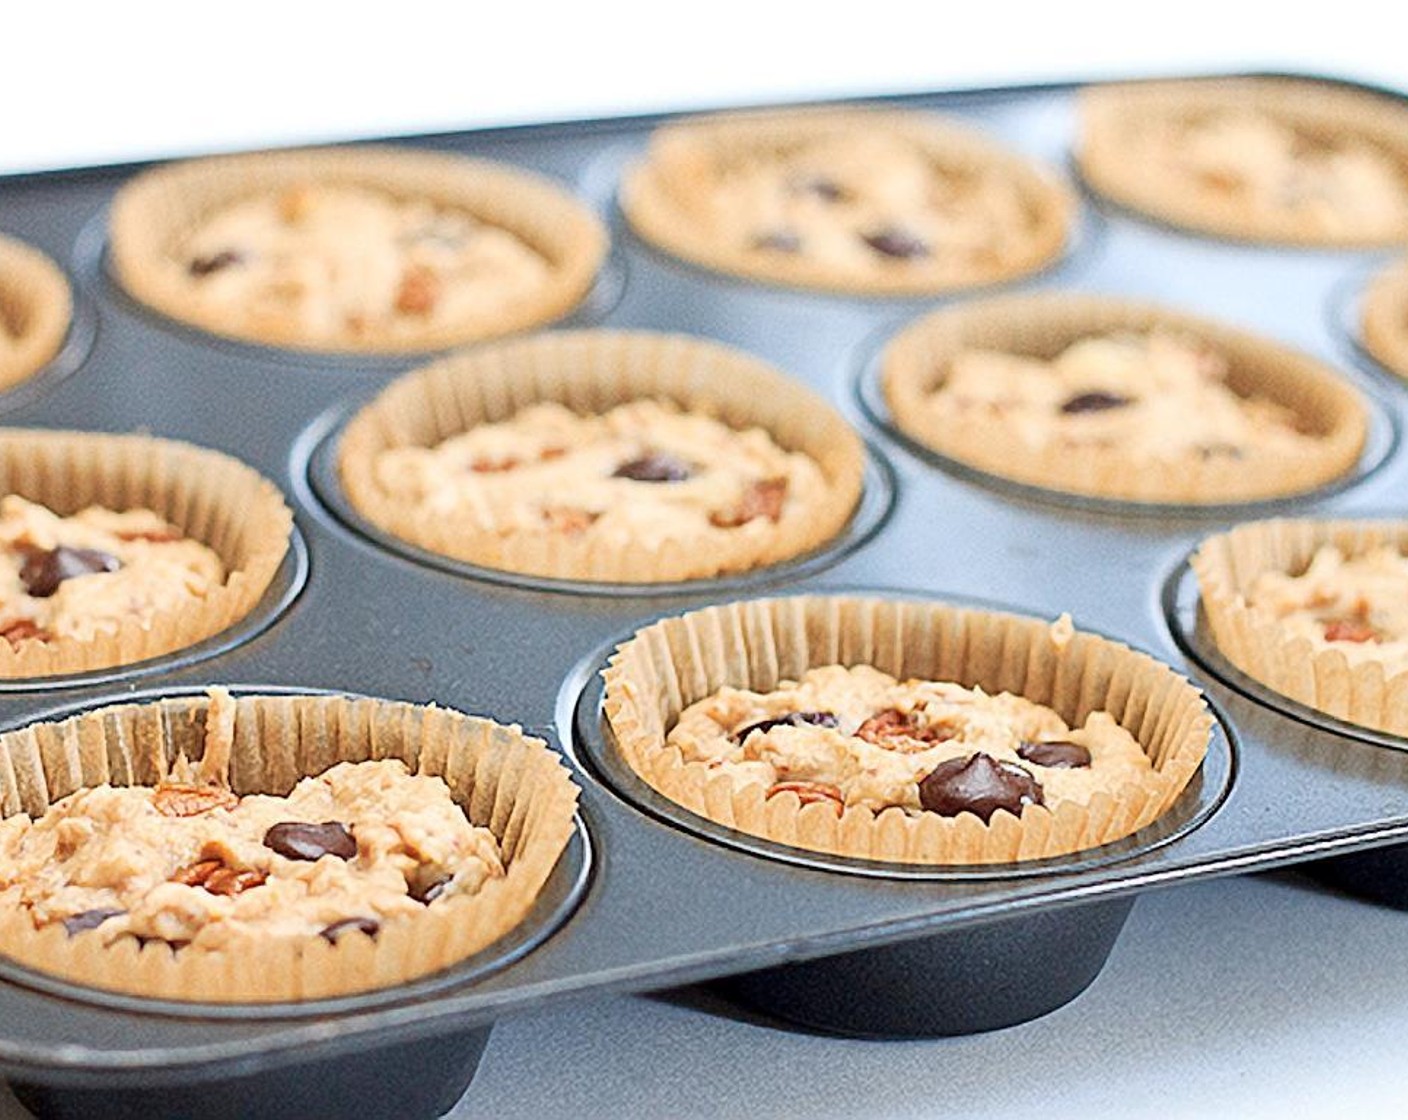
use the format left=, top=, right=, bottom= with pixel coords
left=613, top=453, right=693, bottom=483
left=409, top=874, right=451, bottom=905
left=918, top=753, right=1044, bottom=822
left=62, top=908, right=126, bottom=936
left=862, top=228, right=930, bottom=260
left=790, top=175, right=849, bottom=203
left=1060, top=391, right=1132, bottom=415
left=1018, top=740, right=1092, bottom=769
left=319, top=917, right=381, bottom=944
left=734, top=711, right=839, bottom=742
left=188, top=249, right=244, bottom=277
left=263, top=821, right=357, bottom=862
left=19, top=546, right=121, bottom=598
left=753, top=230, right=802, bottom=254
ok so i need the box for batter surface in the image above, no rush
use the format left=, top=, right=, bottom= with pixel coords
left=372, top=399, right=831, bottom=551
left=915, top=330, right=1320, bottom=465
left=667, top=665, right=1151, bottom=818
left=0, top=694, right=505, bottom=951
left=1109, top=109, right=1408, bottom=240
left=1247, top=545, right=1408, bottom=675
left=172, top=183, right=551, bottom=346
left=0, top=496, right=224, bottom=648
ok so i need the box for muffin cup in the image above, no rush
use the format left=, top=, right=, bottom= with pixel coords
left=1192, top=518, right=1408, bottom=738
left=621, top=106, right=1075, bottom=295
left=601, top=595, right=1211, bottom=865
left=0, top=234, right=72, bottom=391
left=1362, top=256, right=1408, bottom=380
left=109, top=145, right=609, bottom=353
left=881, top=293, right=1369, bottom=505
left=337, top=329, right=866, bottom=583
left=0, top=689, right=581, bottom=1003
left=0, top=430, right=292, bottom=678
left=1078, top=79, right=1408, bottom=247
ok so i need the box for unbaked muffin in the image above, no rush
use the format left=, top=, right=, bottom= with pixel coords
left=110, top=146, right=608, bottom=352
left=622, top=106, right=1074, bottom=294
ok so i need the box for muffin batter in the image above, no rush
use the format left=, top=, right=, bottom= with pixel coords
left=0, top=496, right=224, bottom=648
left=916, top=330, right=1321, bottom=465
left=667, top=664, right=1151, bottom=819
left=1248, top=544, right=1408, bottom=675
left=172, top=183, right=551, bottom=346
left=372, top=399, right=831, bottom=554
left=1121, top=110, right=1408, bottom=240
left=0, top=692, right=505, bottom=951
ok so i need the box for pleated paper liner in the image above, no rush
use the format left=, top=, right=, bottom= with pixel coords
left=1362, top=256, right=1408, bottom=381
left=880, top=293, right=1369, bottom=505
left=1078, top=78, right=1408, bottom=247
left=0, top=430, right=292, bottom=678
left=0, top=234, right=72, bottom=392
left=337, top=329, right=866, bottom=583
left=620, top=105, right=1075, bottom=295
left=0, top=689, right=580, bottom=1002
left=601, top=595, right=1211, bottom=865
left=1192, top=519, right=1408, bottom=738
left=108, top=145, right=609, bottom=354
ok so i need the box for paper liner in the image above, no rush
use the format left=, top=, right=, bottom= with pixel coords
left=621, top=106, right=1075, bottom=295
left=0, top=234, right=72, bottom=391
left=881, top=293, right=1368, bottom=505
left=109, top=145, right=608, bottom=353
left=0, top=430, right=292, bottom=677
left=0, top=692, right=580, bottom=1002
left=601, top=596, right=1211, bottom=865
left=1078, top=78, right=1408, bottom=247
left=1361, top=256, right=1408, bottom=381
left=337, top=329, right=865, bottom=583
left=1192, top=519, right=1408, bottom=737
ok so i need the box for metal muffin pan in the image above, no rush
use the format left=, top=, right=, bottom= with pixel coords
left=2, top=71, right=1408, bottom=1117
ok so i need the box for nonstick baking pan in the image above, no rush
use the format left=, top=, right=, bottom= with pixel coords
left=2, top=71, right=1408, bottom=1119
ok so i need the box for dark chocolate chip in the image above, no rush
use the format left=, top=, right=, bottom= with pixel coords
left=409, top=874, right=451, bottom=905
left=917, top=753, right=1044, bottom=822
left=319, top=916, right=380, bottom=944
left=1017, top=740, right=1092, bottom=769
left=753, top=230, right=803, bottom=253
left=62, top=908, right=126, bottom=936
left=613, top=453, right=693, bottom=483
left=790, top=175, right=849, bottom=203
left=263, top=821, right=357, bottom=862
left=19, top=546, right=121, bottom=598
left=1060, top=391, right=1132, bottom=415
left=188, top=249, right=244, bottom=277
left=734, top=711, right=839, bottom=742
left=861, top=228, right=930, bottom=260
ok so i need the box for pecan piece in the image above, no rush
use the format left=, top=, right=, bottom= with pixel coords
left=170, top=859, right=266, bottom=896
left=1324, top=617, right=1380, bottom=643
left=542, top=507, right=600, bottom=535
left=394, top=263, right=441, bottom=316
left=766, top=780, right=845, bottom=817
left=709, top=478, right=788, bottom=528
left=856, top=708, right=956, bottom=752
left=153, top=784, right=239, bottom=818
left=112, top=527, right=182, bottom=543
left=0, top=619, right=50, bottom=646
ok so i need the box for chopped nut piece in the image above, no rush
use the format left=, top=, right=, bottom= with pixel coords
left=0, top=619, right=49, bottom=646
left=1324, top=617, right=1380, bottom=643
left=152, top=784, right=239, bottom=819
left=856, top=708, right=957, bottom=751
left=766, top=780, right=845, bottom=816
left=542, top=507, right=600, bottom=535
left=709, top=478, right=788, bottom=528
left=394, top=263, right=441, bottom=316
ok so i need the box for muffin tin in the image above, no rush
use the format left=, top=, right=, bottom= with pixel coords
left=3, top=73, right=1408, bottom=1119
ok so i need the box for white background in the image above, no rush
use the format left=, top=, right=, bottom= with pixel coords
left=3, top=4, right=1407, bottom=1117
